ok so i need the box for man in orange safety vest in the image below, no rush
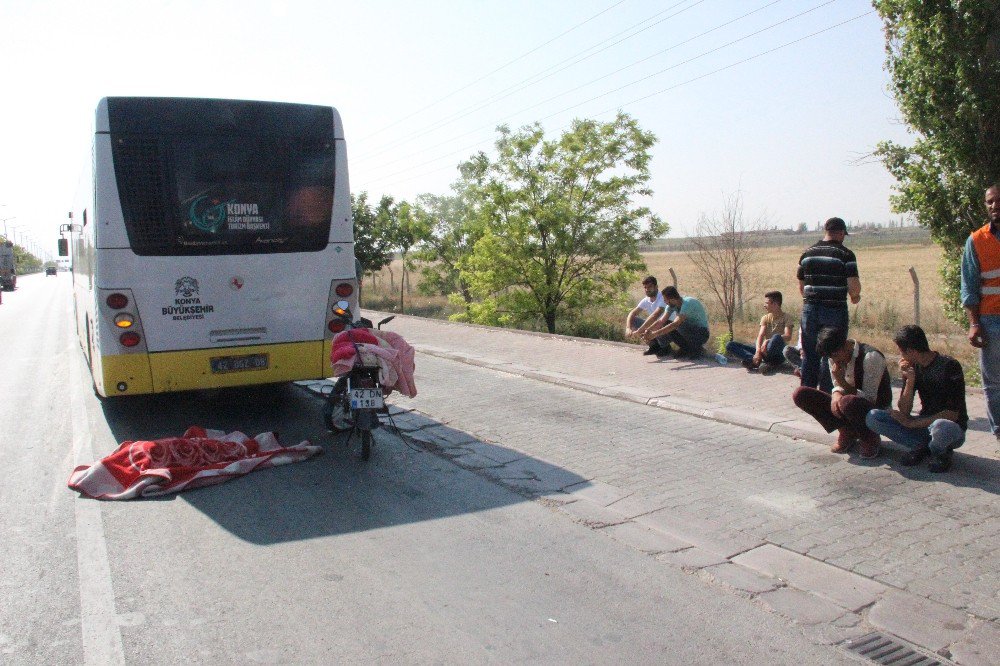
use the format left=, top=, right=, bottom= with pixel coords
left=960, top=183, right=1000, bottom=442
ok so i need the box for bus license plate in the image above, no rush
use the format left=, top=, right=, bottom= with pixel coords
left=350, top=388, right=384, bottom=409
left=210, top=353, right=269, bottom=374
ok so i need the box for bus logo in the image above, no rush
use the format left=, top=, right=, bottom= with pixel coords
left=175, top=277, right=199, bottom=298
left=189, top=196, right=229, bottom=233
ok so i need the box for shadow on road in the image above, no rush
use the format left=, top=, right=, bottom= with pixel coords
left=98, top=384, right=587, bottom=544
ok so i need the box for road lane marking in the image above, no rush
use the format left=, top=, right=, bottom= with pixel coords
left=68, top=326, right=125, bottom=665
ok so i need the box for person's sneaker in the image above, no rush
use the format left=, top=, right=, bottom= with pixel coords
left=655, top=347, right=674, bottom=358
left=759, top=362, right=778, bottom=375
left=831, top=430, right=855, bottom=454
left=859, top=432, right=880, bottom=459
left=900, top=446, right=929, bottom=466
left=928, top=450, right=953, bottom=473
left=642, top=346, right=659, bottom=356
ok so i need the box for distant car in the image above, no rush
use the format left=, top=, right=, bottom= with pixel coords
left=45, top=266, right=58, bottom=276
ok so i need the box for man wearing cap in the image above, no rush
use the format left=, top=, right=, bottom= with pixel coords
left=796, top=217, right=861, bottom=393
left=960, top=183, right=1000, bottom=442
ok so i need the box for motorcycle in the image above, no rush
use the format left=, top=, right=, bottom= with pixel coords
left=322, top=301, right=395, bottom=460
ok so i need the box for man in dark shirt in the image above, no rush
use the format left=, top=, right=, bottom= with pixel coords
left=866, top=325, right=967, bottom=473
left=797, top=217, right=861, bottom=392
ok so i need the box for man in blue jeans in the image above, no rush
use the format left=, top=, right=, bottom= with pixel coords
left=797, top=217, right=861, bottom=392
left=960, top=183, right=1000, bottom=444
left=642, top=286, right=710, bottom=359
left=726, top=290, right=794, bottom=374
left=866, top=325, right=967, bottom=473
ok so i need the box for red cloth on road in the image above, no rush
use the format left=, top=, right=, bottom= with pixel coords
left=67, top=426, right=320, bottom=500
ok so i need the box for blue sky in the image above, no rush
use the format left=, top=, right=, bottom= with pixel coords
left=0, top=0, right=909, bottom=257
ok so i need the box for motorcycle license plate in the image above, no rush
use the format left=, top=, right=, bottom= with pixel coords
left=350, top=388, right=384, bottom=409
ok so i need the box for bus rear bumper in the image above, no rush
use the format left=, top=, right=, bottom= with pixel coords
left=99, top=340, right=332, bottom=396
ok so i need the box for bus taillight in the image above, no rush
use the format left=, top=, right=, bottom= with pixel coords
left=335, top=283, right=353, bottom=297
left=106, top=293, right=129, bottom=309
left=328, top=320, right=346, bottom=333
left=120, top=332, right=141, bottom=347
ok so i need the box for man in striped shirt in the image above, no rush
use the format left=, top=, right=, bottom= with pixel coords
left=796, top=217, right=861, bottom=392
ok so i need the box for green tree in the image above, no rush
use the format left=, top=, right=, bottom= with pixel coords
left=382, top=198, right=427, bottom=314
left=458, top=113, right=667, bottom=333
left=872, top=1, right=1000, bottom=322
left=350, top=192, right=395, bottom=275
left=410, top=185, right=484, bottom=310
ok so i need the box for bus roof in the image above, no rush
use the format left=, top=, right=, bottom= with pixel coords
left=96, top=97, right=344, bottom=140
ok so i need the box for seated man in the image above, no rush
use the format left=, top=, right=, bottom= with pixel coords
left=792, top=327, right=891, bottom=459
left=866, top=325, right=967, bottom=473
left=726, top=290, right=794, bottom=374
left=643, top=286, right=710, bottom=359
left=624, top=275, right=668, bottom=356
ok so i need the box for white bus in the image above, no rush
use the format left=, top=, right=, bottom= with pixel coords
left=62, top=97, right=359, bottom=398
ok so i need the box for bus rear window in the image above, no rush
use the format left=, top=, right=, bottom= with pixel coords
left=113, top=133, right=334, bottom=255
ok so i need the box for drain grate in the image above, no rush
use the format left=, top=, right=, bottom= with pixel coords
left=845, top=632, right=947, bottom=666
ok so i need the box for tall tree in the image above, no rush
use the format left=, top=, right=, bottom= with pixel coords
left=687, top=192, right=766, bottom=340
left=410, top=185, right=484, bottom=310
left=351, top=192, right=395, bottom=276
left=872, top=1, right=1000, bottom=322
left=384, top=199, right=427, bottom=314
left=458, top=113, right=667, bottom=333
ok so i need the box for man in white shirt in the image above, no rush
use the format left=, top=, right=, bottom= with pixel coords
left=791, top=327, right=892, bottom=459
left=625, top=276, right=668, bottom=356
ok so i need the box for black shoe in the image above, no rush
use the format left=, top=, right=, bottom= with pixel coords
left=928, top=451, right=952, bottom=473
left=741, top=358, right=756, bottom=371
left=900, top=446, right=929, bottom=466
left=655, top=346, right=675, bottom=358
left=642, top=346, right=659, bottom=356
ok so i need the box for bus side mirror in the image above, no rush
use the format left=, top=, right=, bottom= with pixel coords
left=58, top=238, right=68, bottom=256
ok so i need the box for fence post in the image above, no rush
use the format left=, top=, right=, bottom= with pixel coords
left=909, top=266, right=920, bottom=326
left=668, top=267, right=677, bottom=288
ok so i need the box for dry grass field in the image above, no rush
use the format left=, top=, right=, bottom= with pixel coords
left=363, top=239, right=980, bottom=383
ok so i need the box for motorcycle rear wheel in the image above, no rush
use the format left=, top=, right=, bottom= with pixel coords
left=360, top=429, right=372, bottom=461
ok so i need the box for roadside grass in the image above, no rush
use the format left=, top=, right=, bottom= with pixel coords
left=362, top=240, right=981, bottom=384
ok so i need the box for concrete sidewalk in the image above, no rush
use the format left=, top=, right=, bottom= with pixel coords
left=350, top=312, right=999, bottom=663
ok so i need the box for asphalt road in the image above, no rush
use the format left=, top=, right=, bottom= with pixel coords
left=0, top=273, right=853, bottom=664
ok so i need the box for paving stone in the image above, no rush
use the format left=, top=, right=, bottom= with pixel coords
left=648, top=396, right=712, bottom=418
left=948, top=619, right=1000, bottom=666
left=757, top=588, right=848, bottom=625
left=557, top=499, right=630, bottom=528
left=733, top=545, right=886, bottom=612
left=866, top=590, right=972, bottom=653
left=704, top=407, right=779, bottom=433
left=460, top=440, right=525, bottom=465
left=494, top=456, right=589, bottom=492
left=601, top=522, right=690, bottom=554
left=657, top=546, right=728, bottom=569
left=598, top=385, right=668, bottom=404
left=449, top=452, right=506, bottom=470
left=604, top=493, right=674, bottom=519
left=635, top=510, right=764, bottom=559
left=699, top=562, right=782, bottom=595
left=562, top=480, right=630, bottom=507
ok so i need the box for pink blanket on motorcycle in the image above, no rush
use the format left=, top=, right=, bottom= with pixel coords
left=330, top=329, right=417, bottom=398
left=68, top=426, right=320, bottom=500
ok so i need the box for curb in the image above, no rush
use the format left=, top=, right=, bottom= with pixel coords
left=411, top=344, right=839, bottom=448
